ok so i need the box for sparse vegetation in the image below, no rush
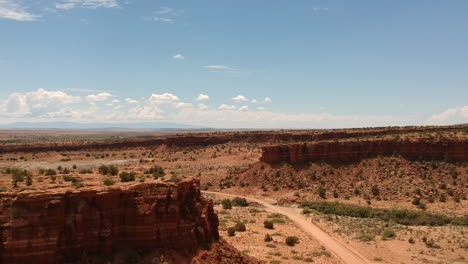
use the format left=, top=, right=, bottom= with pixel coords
left=300, top=201, right=468, bottom=226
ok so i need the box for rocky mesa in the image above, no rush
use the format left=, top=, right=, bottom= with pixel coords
left=0, top=178, right=219, bottom=264
left=260, top=138, right=468, bottom=164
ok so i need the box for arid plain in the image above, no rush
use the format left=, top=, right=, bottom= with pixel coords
left=0, top=126, right=466, bottom=264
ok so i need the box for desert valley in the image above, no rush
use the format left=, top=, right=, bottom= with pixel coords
left=0, top=126, right=466, bottom=264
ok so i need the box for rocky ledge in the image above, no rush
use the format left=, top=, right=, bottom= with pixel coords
left=0, top=178, right=219, bottom=263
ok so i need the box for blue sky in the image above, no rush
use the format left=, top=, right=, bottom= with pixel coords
left=0, top=0, right=467, bottom=128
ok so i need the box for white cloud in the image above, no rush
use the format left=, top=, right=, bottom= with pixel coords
left=233, top=95, right=248, bottom=102
left=0, top=0, right=39, bottom=21
left=239, top=105, right=249, bottom=112
left=111, top=99, right=120, bottom=103
left=55, top=3, right=75, bottom=10
left=0, top=89, right=81, bottom=117
left=264, top=97, right=272, bottom=103
left=148, top=93, right=179, bottom=105
left=86, top=92, right=113, bottom=102
left=154, top=17, right=173, bottom=23
left=218, top=104, right=236, bottom=110
left=125, top=98, right=139, bottom=104
left=176, top=102, right=193, bottom=109
left=204, top=65, right=229, bottom=70
left=198, top=103, right=208, bottom=110
left=257, top=107, right=265, bottom=111
left=173, top=54, right=184, bottom=60
left=55, top=0, right=119, bottom=10
left=251, top=99, right=257, bottom=103
left=196, top=94, right=210, bottom=101
left=157, top=7, right=172, bottom=14
left=427, top=106, right=468, bottom=125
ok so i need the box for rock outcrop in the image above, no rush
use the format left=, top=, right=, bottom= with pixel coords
left=0, top=178, right=219, bottom=264
left=261, top=139, right=468, bottom=164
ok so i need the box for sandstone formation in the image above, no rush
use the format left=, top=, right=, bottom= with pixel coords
left=0, top=126, right=462, bottom=154
left=0, top=178, right=219, bottom=264
left=260, top=139, right=468, bottom=164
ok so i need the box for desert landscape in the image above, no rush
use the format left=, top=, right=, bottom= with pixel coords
left=2, top=1, right=467, bottom=263
left=0, top=126, right=466, bottom=263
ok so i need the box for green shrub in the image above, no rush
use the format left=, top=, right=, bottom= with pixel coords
left=264, top=220, right=274, bottom=229
left=381, top=229, right=396, bottom=240
left=98, top=165, right=109, bottom=175
left=221, top=199, right=232, bottom=210
left=104, top=178, right=115, bottom=186
left=317, top=186, right=326, bottom=198
left=264, top=234, right=273, bottom=242
left=146, top=166, right=165, bottom=178
left=120, top=171, right=136, bottom=182
left=63, top=175, right=75, bottom=182
left=302, top=207, right=313, bottom=215
left=285, top=236, right=299, bottom=246
left=227, top=227, right=236, bottom=236
left=232, top=197, right=249, bottom=207
left=45, top=169, right=57, bottom=176
left=371, top=185, right=380, bottom=196
left=235, top=222, right=246, bottom=232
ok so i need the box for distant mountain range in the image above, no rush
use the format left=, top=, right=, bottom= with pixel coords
left=0, top=122, right=210, bottom=130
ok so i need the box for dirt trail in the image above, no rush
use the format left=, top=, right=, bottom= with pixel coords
left=203, top=191, right=373, bottom=264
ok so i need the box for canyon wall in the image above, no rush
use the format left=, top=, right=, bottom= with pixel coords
left=0, top=179, right=219, bottom=264
left=0, top=126, right=462, bottom=154
left=260, top=139, right=468, bottom=164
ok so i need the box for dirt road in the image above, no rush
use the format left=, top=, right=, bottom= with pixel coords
left=203, top=191, right=373, bottom=264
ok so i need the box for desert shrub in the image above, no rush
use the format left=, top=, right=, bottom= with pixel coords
left=439, top=194, right=447, bottom=202
left=285, top=236, right=299, bottom=246
left=8, top=168, right=29, bottom=188
left=227, top=227, right=236, bottom=236
left=371, top=185, right=380, bottom=196
left=25, top=174, right=32, bottom=186
left=449, top=167, right=459, bottom=179
left=98, top=165, right=109, bottom=175
left=412, top=198, right=420, bottom=206
left=104, top=178, right=115, bottom=186
left=79, top=168, right=93, bottom=174
left=221, top=199, right=232, bottom=210
left=300, top=201, right=467, bottom=226
left=232, top=197, right=249, bottom=207
left=50, top=175, right=57, bottom=183
left=0, top=186, right=6, bottom=192
left=45, top=169, right=57, bottom=176
left=120, top=172, right=136, bottom=182
left=235, top=222, right=246, bottom=232
left=424, top=239, right=441, bottom=248
left=169, top=175, right=181, bottom=182
left=317, top=186, right=326, bottom=198
left=381, top=229, right=396, bottom=240
left=264, top=234, right=273, bottom=242
left=356, top=233, right=374, bottom=242
left=98, top=165, right=118, bottom=176
left=146, top=166, right=165, bottom=178
left=63, top=175, right=75, bottom=182
left=108, top=165, right=118, bottom=176
left=264, top=220, right=274, bottom=229
left=302, top=207, right=313, bottom=215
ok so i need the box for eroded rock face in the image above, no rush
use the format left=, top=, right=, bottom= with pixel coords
left=261, top=139, right=468, bottom=164
left=0, top=179, right=219, bottom=264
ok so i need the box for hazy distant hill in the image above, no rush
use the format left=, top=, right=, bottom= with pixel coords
left=0, top=122, right=208, bottom=130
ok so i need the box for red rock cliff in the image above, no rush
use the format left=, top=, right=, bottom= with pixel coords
left=260, top=139, right=468, bottom=164
left=0, top=179, right=219, bottom=264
